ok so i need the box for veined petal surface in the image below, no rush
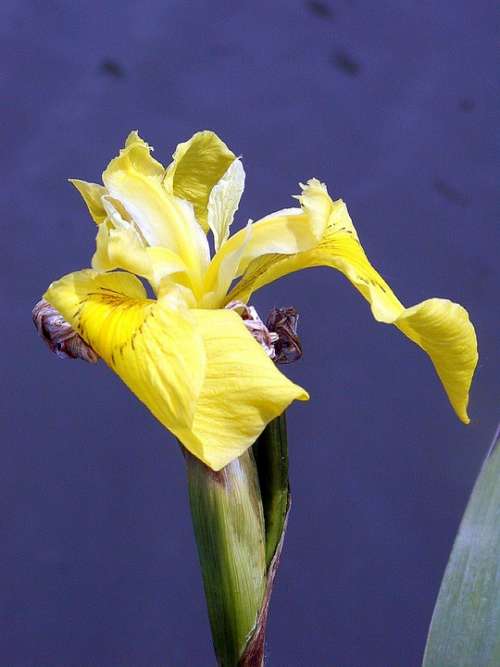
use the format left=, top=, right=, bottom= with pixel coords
left=177, top=308, right=309, bottom=470
left=204, top=179, right=331, bottom=303
left=228, top=192, right=477, bottom=422
left=102, top=132, right=209, bottom=290
left=207, top=158, right=245, bottom=251
left=44, top=270, right=207, bottom=450
left=164, top=130, right=237, bottom=231
left=43, top=271, right=307, bottom=470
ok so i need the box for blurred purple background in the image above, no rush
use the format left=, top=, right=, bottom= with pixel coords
left=1, top=1, right=498, bottom=665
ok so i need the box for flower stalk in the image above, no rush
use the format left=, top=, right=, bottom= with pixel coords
left=186, top=409, right=292, bottom=667
left=186, top=448, right=267, bottom=666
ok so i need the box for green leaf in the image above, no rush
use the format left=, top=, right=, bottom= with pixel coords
left=253, top=412, right=291, bottom=567
left=422, top=425, right=500, bottom=667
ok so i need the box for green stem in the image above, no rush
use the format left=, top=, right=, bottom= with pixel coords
left=186, top=449, right=267, bottom=667
left=186, top=413, right=292, bottom=666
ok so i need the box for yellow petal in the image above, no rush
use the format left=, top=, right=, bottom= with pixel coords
left=69, top=179, right=107, bottom=224
left=102, top=133, right=209, bottom=291
left=228, top=189, right=478, bottom=423
left=177, top=308, right=309, bottom=470
left=92, top=222, right=190, bottom=295
left=43, top=270, right=307, bottom=470
left=44, top=269, right=206, bottom=443
left=203, top=178, right=331, bottom=304
left=93, top=194, right=190, bottom=294
left=125, top=130, right=143, bottom=148
left=207, top=158, right=245, bottom=251
left=164, top=130, right=237, bottom=231
left=395, top=299, right=477, bottom=424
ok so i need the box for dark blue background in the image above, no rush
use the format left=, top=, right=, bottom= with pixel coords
left=1, top=2, right=498, bottom=665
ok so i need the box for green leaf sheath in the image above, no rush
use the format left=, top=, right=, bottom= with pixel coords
left=253, top=412, right=291, bottom=567
left=186, top=449, right=267, bottom=667
left=422, top=425, right=500, bottom=667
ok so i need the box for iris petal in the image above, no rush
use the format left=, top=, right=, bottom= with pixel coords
left=227, top=184, right=477, bottom=422
left=44, top=269, right=206, bottom=446
left=44, top=270, right=307, bottom=470
left=207, top=158, right=245, bottom=251
left=177, top=308, right=308, bottom=470
left=204, top=179, right=331, bottom=304
left=164, top=130, right=237, bottom=231
left=395, top=300, right=477, bottom=424
left=92, top=222, right=189, bottom=294
left=69, top=179, right=107, bottom=224
left=102, top=132, right=209, bottom=290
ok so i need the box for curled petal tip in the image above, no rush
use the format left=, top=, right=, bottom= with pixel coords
left=32, top=298, right=99, bottom=363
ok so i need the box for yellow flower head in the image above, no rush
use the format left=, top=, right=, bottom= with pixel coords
left=44, top=131, right=478, bottom=470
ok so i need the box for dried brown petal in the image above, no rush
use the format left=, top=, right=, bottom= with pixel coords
left=32, top=299, right=99, bottom=363
left=266, top=307, right=303, bottom=364
left=226, top=300, right=279, bottom=359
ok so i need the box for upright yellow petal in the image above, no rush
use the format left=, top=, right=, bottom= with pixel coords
left=102, top=133, right=209, bottom=291
left=92, top=222, right=190, bottom=295
left=164, top=130, right=237, bottom=231
left=203, top=178, right=331, bottom=305
left=207, top=158, right=245, bottom=251
left=227, top=187, right=477, bottom=422
left=69, top=179, right=107, bottom=224
left=91, top=194, right=191, bottom=295
left=44, top=270, right=207, bottom=446
left=176, top=309, right=309, bottom=471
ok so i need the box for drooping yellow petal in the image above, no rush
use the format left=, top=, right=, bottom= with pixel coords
left=43, top=270, right=307, bottom=470
left=219, top=178, right=331, bottom=278
left=102, top=132, right=209, bottom=292
left=176, top=308, right=309, bottom=471
left=207, top=158, right=245, bottom=251
left=227, top=187, right=477, bottom=423
left=44, top=269, right=207, bottom=447
left=202, top=178, right=332, bottom=305
left=228, top=196, right=402, bottom=319
left=163, top=130, right=237, bottom=231
left=69, top=179, right=107, bottom=224
left=395, top=299, right=477, bottom=423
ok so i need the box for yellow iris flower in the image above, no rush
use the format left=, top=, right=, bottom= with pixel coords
left=44, top=131, right=478, bottom=471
